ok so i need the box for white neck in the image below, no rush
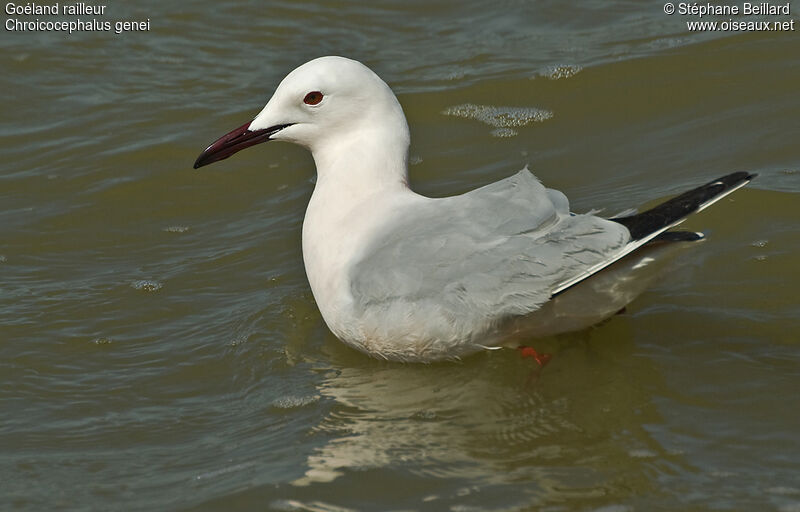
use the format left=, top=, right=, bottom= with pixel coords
left=300, top=120, right=420, bottom=337
left=313, top=128, right=409, bottom=200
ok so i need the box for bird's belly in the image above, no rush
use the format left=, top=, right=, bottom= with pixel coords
left=339, top=303, right=491, bottom=362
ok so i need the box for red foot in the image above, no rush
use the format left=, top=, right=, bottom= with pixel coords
left=519, top=346, right=552, bottom=367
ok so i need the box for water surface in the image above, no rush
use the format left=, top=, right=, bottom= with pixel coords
left=2, top=1, right=799, bottom=510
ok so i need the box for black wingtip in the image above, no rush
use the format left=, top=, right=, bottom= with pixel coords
left=715, top=171, right=757, bottom=186
left=611, top=172, right=756, bottom=241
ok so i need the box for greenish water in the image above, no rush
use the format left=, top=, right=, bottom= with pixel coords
left=2, top=1, right=799, bottom=510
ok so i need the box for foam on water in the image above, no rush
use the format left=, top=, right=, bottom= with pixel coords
left=162, top=225, right=190, bottom=233
left=539, top=64, right=583, bottom=80
left=131, top=280, right=163, bottom=292
left=442, top=104, right=553, bottom=137
left=271, top=395, right=321, bottom=409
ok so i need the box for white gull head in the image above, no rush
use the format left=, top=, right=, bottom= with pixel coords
left=253, top=57, right=409, bottom=155
left=196, top=56, right=410, bottom=191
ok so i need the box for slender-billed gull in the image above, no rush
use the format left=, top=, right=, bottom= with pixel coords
left=194, top=56, right=754, bottom=363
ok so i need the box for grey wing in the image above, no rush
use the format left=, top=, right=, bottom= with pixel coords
left=349, top=169, right=629, bottom=339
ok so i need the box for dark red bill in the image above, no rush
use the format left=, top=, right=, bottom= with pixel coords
left=193, top=122, right=293, bottom=169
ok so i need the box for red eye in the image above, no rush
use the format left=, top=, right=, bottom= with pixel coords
left=303, top=91, right=323, bottom=105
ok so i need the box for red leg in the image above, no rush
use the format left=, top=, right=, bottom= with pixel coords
left=518, top=346, right=552, bottom=367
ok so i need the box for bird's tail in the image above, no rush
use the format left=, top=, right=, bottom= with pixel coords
left=610, top=171, right=757, bottom=241
left=551, top=171, right=755, bottom=297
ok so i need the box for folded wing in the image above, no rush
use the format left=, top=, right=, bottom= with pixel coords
left=349, top=169, right=630, bottom=343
